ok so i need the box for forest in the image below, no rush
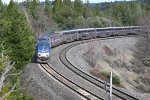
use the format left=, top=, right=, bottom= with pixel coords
left=0, top=0, right=150, bottom=99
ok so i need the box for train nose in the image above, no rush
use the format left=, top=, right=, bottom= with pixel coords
left=39, top=57, right=48, bottom=61
left=37, top=52, right=50, bottom=58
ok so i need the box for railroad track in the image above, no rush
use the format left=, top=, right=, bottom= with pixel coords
left=59, top=36, right=141, bottom=100
left=39, top=35, right=144, bottom=100
left=40, top=63, right=104, bottom=100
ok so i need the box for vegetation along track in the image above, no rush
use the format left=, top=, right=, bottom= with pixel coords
left=40, top=63, right=104, bottom=100
left=59, top=36, right=142, bottom=100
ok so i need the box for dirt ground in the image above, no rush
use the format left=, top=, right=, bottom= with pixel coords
left=84, top=36, right=150, bottom=93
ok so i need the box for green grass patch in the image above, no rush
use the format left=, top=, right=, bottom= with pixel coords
left=101, top=71, right=121, bottom=85
left=90, top=68, right=121, bottom=86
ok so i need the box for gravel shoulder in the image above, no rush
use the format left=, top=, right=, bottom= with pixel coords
left=20, top=63, right=86, bottom=100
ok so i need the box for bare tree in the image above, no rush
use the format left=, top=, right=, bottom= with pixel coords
left=0, top=41, right=21, bottom=99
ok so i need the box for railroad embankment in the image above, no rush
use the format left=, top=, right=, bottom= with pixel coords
left=20, top=63, right=84, bottom=100
left=66, top=36, right=150, bottom=99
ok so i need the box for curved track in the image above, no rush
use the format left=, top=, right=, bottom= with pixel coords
left=40, top=64, right=104, bottom=100
left=59, top=36, right=140, bottom=100
left=40, top=35, right=145, bottom=100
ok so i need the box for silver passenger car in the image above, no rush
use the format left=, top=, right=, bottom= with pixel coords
left=50, top=34, right=62, bottom=47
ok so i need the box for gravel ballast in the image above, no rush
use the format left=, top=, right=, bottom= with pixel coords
left=20, top=63, right=85, bottom=100
left=66, top=36, right=150, bottom=99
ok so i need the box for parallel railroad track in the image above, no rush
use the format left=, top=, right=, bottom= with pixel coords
left=59, top=36, right=141, bottom=100
left=40, top=63, right=104, bottom=100
left=40, top=35, right=145, bottom=100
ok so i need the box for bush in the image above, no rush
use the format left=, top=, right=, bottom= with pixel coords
left=143, top=60, right=150, bottom=67
left=112, top=74, right=121, bottom=85
left=102, top=71, right=121, bottom=85
left=4, top=89, right=34, bottom=100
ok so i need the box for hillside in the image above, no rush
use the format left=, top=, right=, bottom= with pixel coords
left=84, top=36, right=150, bottom=93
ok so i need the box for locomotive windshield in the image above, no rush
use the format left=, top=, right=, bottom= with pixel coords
left=37, top=43, right=50, bottom=52
left=38, top=38, right=47, bottom=41
left=38, top=36, right=49, bottom=42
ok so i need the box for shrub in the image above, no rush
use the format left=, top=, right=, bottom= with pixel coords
left=112, top=74, right=121, bottom=85
left=102, top=71, right=121, bottom=85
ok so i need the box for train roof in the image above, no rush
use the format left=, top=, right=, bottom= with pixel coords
left=95, top=26, right=142, bottom=29
left=54, top=26, right=144, bottom=34
left=55, top=28, right=95, bottom=34
left=38, top=35, right=49, bottom=40
left=37, top=40, right=50, bottom=45
left=37, top=36, right=50, bottom=42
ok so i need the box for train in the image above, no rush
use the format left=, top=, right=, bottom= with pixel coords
left=35, top=26, right=149, bottom=63
left=36, top=36, right=51, bottom=63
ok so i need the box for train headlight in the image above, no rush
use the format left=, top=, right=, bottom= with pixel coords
left=46, top=53, right=49, bottom=57
left=38, top=54, right=41, bottom=57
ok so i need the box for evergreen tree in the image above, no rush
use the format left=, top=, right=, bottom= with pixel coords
left=63, top=0, right=72, bottom=6
left=61, top=0, right=74, bottom=29
left=73, top=0, right=83, bottom=17
left=145, top=0, right=150, bottom=10
left=0, top=0, right=4, bottom=14
left=62, top=0, right=73, bottom=17
left=74, top=15, right=85, bottom=28
left=53, top=0, right=62, bottom=14
left=45, top=0, right=52, bottom=18
left=30, top=0, right=40, bottom=19
left=1, top=0, right=35, bottom=69
left=25, top=0, right=31, bottom=10
left=94, top=4, right=101, bottom=16
left=83, top=0, right=93, bottom=19
left=112, top=3, right=130, bottom=25
left=52, top=0, right=62, bottom=23
left=111, top=2, right=143, bottom=26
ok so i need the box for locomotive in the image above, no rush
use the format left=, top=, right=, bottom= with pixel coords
left=36, top=26, right=149, bottom=63
left=36, top=36, right=51, bottom=63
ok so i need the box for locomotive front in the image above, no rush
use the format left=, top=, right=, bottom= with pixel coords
left=36, top=36, right=51, bottom=63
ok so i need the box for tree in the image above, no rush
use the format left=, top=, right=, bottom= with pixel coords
left=61, top=0, right=75, bottom=29
left=0, top=1, right=35, bottom=98
left=1, top=0, right=35, bottom=69
left=62, top=0, right=73, bottom=17
left=30, top=0, right=40, bottom=19
left=25, top=0, right=31, bottom=9
left=45, top=0, right=52, bottom=18
left=0, top=41, right=16, bottom=99
left=53, top=0, right=62, bottom=13
left=83, top=0, right=93, bottom=19
left=25, top=0, right=45, bottom=34
left=94, top=4, right=101, bottom=17
left=111, top=2, right=143, bottom=26
left=52, top=0, right=63, bottom=27
left=74, top=15, right=85, bottom=28
left=0, top=0, right=4, bottom=14
left=73, top=0, right=83, bottom=17
left=63, top=0, right=72, bottom=6
left=145, top=0, right=150, bottom=10
left=52, top=0, right=62, bottom=20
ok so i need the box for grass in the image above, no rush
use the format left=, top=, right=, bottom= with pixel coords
left=90, top=68, right=121, bottom=86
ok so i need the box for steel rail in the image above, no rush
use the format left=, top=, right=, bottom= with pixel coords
left=40, top=64, right=104, bottom=100
left=59, top=36, right=140, bottom=100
